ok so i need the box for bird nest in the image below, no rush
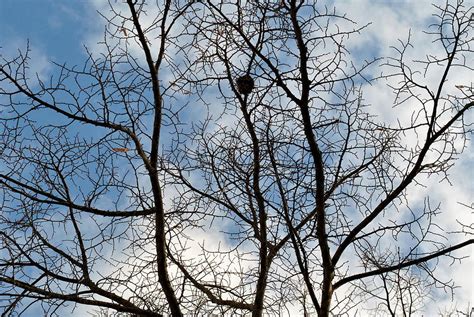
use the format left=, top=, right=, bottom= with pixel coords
left=236, top=75, right=254, bottom=95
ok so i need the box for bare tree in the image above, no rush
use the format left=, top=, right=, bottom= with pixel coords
left=0, top=0, right=472, bottom=316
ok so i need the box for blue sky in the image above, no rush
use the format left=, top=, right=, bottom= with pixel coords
left=0, top=0, right=94, bottom=64
left=0, top=1, right=472, bottom=316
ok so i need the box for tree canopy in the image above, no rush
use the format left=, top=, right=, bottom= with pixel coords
left=0, top=1, right=473, bottom=316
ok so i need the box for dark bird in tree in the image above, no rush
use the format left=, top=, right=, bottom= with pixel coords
left=236, top=75, right=254, bottom=95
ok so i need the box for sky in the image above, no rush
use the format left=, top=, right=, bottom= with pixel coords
left=0, top=0, right=472, bottom=316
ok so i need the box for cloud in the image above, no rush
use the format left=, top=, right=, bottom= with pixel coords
left=0, top=38, right=51, bottom=84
